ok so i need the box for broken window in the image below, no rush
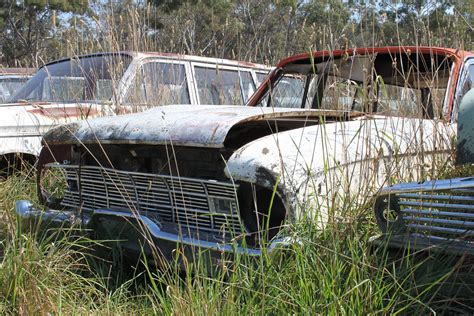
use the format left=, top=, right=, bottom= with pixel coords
left=266, top=75, right=307, bottom=108
left=257, top=52, right=452, bottom=119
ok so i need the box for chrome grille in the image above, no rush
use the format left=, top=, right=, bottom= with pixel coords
left=50, top=163, right=243, bottom=235
left=376, top=177, right=474, bottom=243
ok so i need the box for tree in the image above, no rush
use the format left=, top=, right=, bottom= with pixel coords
left=347, top=0, right=473, bottom=49
left=144, top=0, right=351, bottom=63
left=0, top=0, right=89, bottom=66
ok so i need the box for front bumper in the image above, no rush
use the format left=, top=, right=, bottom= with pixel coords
left=16, top=200, right=293, bottom=263
left=369, top=233, right=474, bottom=256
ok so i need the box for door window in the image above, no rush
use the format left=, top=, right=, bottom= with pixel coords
left=195, top=67, right=254, bottom=105
left=126, top=61, right=190, bottom=106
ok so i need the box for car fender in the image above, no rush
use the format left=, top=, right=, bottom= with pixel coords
left=225, top=116, right=455, bottom=224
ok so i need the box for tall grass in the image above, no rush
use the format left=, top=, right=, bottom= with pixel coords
left=0, top=2, right=473, bottom=314
left=1, top=168, right=474, bottom=314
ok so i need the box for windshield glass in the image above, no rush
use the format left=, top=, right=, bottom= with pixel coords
left=256, top=53, right=453, bottom=118
left=9, top=54, right=131, bottom=103
left=0, top=77, right=29, bottom=102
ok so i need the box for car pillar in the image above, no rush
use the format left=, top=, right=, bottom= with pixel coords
left=456, top=89, right=474, bottom=165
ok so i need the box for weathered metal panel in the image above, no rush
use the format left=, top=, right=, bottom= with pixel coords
left=225, top=116, right=455, bottom=221
left=42, top=105, right=345, bottom=147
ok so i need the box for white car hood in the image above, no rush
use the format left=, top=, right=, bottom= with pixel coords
left=42, top=104, right=350, bottom=148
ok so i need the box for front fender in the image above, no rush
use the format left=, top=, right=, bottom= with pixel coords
left=0, top=135, right=42, bottom=157
left=225, top=117, right=454, bottom=227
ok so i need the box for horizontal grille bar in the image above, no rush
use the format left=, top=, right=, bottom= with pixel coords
left=398, top=193, right=474, bottom=203
left=403, top=216, right=474, bottom=228
left=398, top=200, right=474, bottom=211
left=402, top=208, right=474, bottom=219
left=48, top=163, right=243, bottom=236
left=406, top=223, right=474, bottom=236
left=379, top=178, right=474, bottom=243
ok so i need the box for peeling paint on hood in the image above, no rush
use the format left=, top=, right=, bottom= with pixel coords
left=42, top=104, right=354, bottom=148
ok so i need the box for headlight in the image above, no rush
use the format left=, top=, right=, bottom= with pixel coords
left=373, top=195, right=405, bottom=234
left=39, top=163, right=68, bottom=208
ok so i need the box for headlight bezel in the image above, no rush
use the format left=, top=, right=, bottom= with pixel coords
left=37, top=145, right=72, bottom=208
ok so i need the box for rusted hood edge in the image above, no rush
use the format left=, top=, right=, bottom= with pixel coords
left=42, top=105, right=348, bottom=148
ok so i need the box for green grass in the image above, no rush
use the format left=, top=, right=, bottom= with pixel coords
left=1, top=169, right=474, bottom=314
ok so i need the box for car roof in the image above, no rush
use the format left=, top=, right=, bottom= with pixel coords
left=40, top=51, right=272, bottom=71
left=276, top=46, right=473, bottom=68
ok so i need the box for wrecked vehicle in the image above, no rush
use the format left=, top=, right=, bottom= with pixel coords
left=0, top=52, right=270, bottom=171
left=0, top=68, right=34, bottom=102
left=371, top=88, right=474, bottom=255
left=16, top=47, right=474, bottom=265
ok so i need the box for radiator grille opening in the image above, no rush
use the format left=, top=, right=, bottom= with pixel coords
left=377, top=178, right=474, bottom=243
left=50, top=163, right=244, bottom=237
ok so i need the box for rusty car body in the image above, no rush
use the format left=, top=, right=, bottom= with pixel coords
left=16, top=47, right=474, bottom=265
left=0, top=52, right=271, bottom=171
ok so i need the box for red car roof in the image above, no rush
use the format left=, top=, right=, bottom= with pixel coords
left=276, top=46, right=472, bottom=68
left=248, top=46, right=473, bottom=117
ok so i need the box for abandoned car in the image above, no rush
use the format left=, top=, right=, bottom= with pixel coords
left=0, top=68, right=34, bottom=102
left=16, top=47, right=474, bottom=264
left=0, top=52, right=270, bottom=171
left=371, top=88, right=474, bottom=255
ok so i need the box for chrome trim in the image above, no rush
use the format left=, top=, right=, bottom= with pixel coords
left=47, top=163, right=243, bottom=235
left=379, top=177, right=474, bottom=194
left=15, top=200, right=79, bottom=226
left=375, top=177, right=474, bottom=245
left=15, top=200, right=292, bottom=256
left=92, top=209, right=291, bottom=256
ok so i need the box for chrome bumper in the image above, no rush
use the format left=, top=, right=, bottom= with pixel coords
left=15, top=200, right=292, bottom=257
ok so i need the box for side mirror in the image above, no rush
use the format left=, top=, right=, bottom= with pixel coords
left=456, top=89, right=474, bottom=165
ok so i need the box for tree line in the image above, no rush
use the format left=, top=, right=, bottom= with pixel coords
left=0, top=0, right=472, bottom=67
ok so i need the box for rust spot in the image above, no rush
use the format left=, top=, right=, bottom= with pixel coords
left=28, top=107, right=99, bottom=119
left=262, top=147, right=269, bottom=155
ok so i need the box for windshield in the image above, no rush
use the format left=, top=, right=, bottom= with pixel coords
left=0, top=77, right=29, bottom=102
left=256, top=53, right=453, bottom=118
left=9, top=54, right=131, bottom=103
